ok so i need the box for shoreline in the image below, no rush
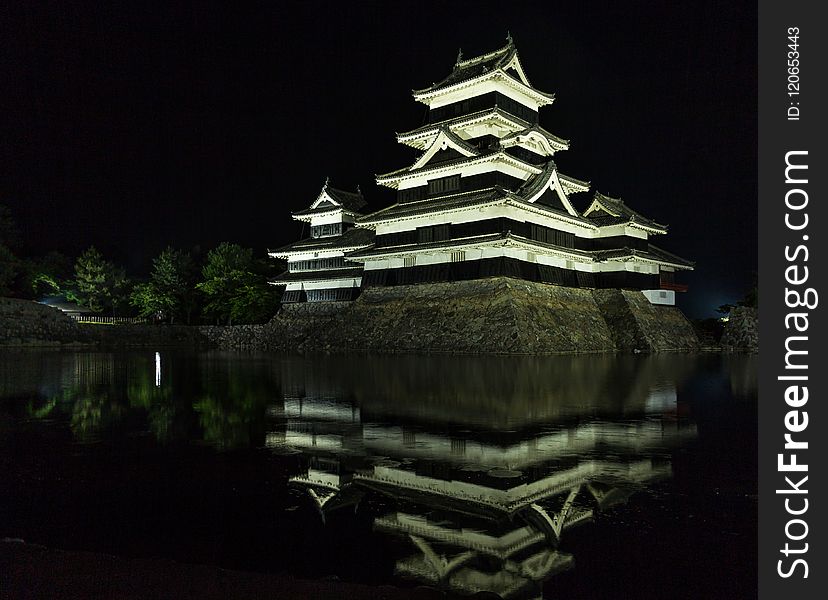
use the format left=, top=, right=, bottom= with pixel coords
left=0, top=540, right=446, bottom=600
left=1, top=283, right=758, bottom=354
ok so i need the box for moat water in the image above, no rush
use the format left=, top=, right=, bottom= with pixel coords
left=0, top=349, right=757, bottom=598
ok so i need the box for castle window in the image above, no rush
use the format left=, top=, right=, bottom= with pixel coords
left=289, top=257, right=347, bottom=271
left=311, top=223, right=342, bottom=238
left=450, top=251, right=466, bottom=262
left=404, top=256, right=416, bottom=267
left=428, top=175, right=460, bottom=195
left=417, top=223, right=451, bottom=243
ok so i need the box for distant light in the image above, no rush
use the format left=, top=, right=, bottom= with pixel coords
left=155, top=352, right=161, bottom=387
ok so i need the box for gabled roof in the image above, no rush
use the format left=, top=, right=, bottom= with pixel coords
left=397, top=107, right=532, bottom=147
left=326, top=185, right=367, bottom=211
left=557, top=173, right=591, bottom=194
left=409, top=127, right=481, bottom=170
left=414, top=39, right=519, bottom=94
left=500, top=125, right=570, bottom=155
left=376, top=150, right=542, bottom=189
left=412, top=37, right=555, bottom=104
left=357, top=184, right=597, bottom=230
left=295, top=179, right=367, bottom=216
left=646, top=243, right=696, bottom=268
left=583, top=191, right=667, bottom=233
left=516, top=163, right=578, bottom=216
left=595, top=244, right=694, bottom=269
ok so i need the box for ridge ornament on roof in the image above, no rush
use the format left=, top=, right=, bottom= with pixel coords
left=298, top=178, right=367, bottom=215
left=412, top=37, right=553, bottom=107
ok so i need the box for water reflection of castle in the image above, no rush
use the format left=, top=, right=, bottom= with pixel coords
left=268, top=356, right=698, bottom=599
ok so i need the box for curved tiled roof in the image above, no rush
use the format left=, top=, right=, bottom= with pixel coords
left=358, top=188, right=507, bottom=223
left=413, top=42, right=517, bottom=95
left=325, top=185, right=367, bottom=211
left=347, top=230, right=592, bottom=261
left=500, top=125, right=570, bottom=151
left=376, top=149, right=540, bottom=184
left=271, top=267, right=364, bottom=283
left=270, top=226, right=375, bottom=254
left=398, top=107, right=531, bottom=142
left=412, top=39, right=554, bottom=101
left=585, top=191, right=666, bottom=231
left=595, top=244, right=694, bottom=268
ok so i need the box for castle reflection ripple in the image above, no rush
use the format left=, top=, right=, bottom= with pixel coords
left=268, top=355, right=699, bottom=599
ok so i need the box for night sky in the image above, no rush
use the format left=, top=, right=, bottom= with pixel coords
left=2, top=1, right=756, bottom=318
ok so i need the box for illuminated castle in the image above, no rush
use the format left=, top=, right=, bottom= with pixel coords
left=271, top=37, right=692, bottom=305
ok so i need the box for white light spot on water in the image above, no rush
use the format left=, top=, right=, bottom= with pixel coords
left=155, top=352, right=161, bottom=387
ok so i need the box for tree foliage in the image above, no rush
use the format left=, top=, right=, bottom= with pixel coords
left=130, top=247, right=198, bottom=323
left=71, top=247, right=130, bottom=314
left=23, top=251, right=74, bottom=299
left=716, top=275, right=758, bottom=316
left=197, top=242, right=279, bottom=325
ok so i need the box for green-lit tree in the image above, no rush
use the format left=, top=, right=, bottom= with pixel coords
left=71, top=246, right=130, bottom=315
left=129, top=282, right=165, bottom=321
left=130, top=247, right=198, bottom=323
left=197, top=242, right=279, bottom=325
left=23, top=251, right=74, bottom=299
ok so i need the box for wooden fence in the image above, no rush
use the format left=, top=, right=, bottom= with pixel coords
left=70, top=315, right=147, bottom=325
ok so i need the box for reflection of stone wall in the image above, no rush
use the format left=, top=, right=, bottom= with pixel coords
left=202, top=278, right=699, bottom=354
left=723, top=355, right=758, bottom=398
left=721, top=307, right=759, bottom=353
left=91, top=324, right=208, bottom=348
left=351, top=354, right=698, bottom=428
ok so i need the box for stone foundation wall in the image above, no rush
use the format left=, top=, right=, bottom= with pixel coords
left=721, top=306, right=759, bottom=353
left=0, top=298, right=91, bottom=347
left=3, top=279, right=701, bottom=354
left=0, top=297, right=208, bottom=348
left=618, top=290, right=701, bottom=352
left=202, top=278, right=699, bottom=354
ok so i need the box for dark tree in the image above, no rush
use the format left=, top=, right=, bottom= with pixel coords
left=71, top=247, right=130, bottom=315
left=197, top=242, right=279, bottom=325
left=131, top=247, right=198, bottom=323
left=22, top=251, right=74, bottom=299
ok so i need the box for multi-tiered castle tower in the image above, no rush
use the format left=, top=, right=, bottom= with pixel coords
left=271, top=37, right=692, bottom=305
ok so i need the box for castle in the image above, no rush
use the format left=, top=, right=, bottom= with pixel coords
left=270, top=37, right=692, bottom=308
